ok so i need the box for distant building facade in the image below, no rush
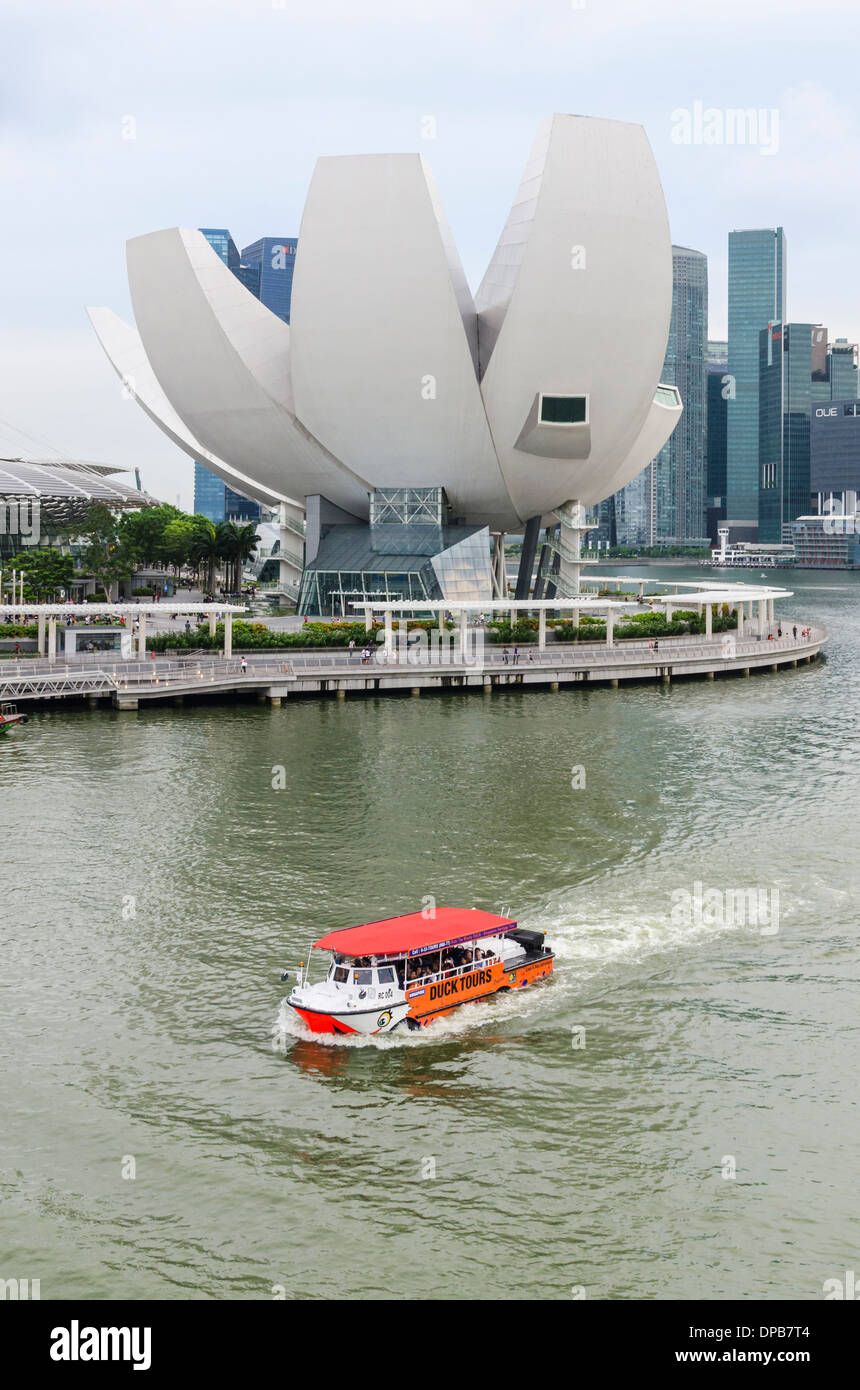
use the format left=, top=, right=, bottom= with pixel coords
left=706, top=340, right=728, bottom=543
left=758, top=326, right=859, bottom=543
left=612, top=245, right=707, bottom=547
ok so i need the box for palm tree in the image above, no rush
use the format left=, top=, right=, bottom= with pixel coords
left=189, top=519, right=221, bottom=598
left=216, top=520, right=260, bottom=596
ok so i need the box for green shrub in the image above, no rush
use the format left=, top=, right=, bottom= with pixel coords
left=146, top=619, right=386, bottom=653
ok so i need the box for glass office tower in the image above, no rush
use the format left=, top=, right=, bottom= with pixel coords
left=240, top=238, right=297, bottom=324
left=727, top=227, right=787, bottom=539
left=758, top=323, right=815, bottom=543
left=706, top=341, right=728, bottom=542
left=612, top=246, right=707, bottom=545
left=809, top=335, right=859, bottom=404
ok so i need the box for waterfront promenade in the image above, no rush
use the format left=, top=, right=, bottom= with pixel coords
left=0, top=624, right=826, bottom=710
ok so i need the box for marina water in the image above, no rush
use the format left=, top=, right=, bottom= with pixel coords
left=2, top=565, right=858, bottom=1299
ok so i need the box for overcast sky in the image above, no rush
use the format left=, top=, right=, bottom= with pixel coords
left=2, top=0, right=858, bottom=508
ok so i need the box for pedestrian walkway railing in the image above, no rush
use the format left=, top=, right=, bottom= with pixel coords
left=1, top=628, right=822, bottom=690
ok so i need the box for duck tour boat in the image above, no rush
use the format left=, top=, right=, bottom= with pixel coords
left=284, top=907, right=554, bottom=1035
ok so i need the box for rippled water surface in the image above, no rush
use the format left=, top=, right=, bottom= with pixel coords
left=2, top=566, right=858, bottom=1300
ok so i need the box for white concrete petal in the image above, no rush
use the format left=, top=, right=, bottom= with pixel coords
left=87, top=306, right=293, bottom=510
left=478, top=114, right=673, bottom=514
left=289, top=155, right=517, bottom=529
left=126, top=228, right=371, bottom=515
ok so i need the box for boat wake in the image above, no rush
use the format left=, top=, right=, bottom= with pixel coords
left=271, top=885, right=767, bottom=1052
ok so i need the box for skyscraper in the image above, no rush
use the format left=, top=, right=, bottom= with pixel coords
left=192, top=228, right=298, bottom=521
left=706, top=340, right=728, bottom=542
left=758, top=322, right=813, bottom=542
left=810, top=334, right=859, bottom=403
left=240, top=237, right=297, bottom=324
left=612, top=245, right=707, bottom=545
left=727, top=227, right=787, bottom=539
left=758, top=326, right=859, bottom=542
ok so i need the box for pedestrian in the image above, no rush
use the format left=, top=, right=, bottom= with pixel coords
left=777, top=626, right=782, bottom=638
left=14, top=641, right=20, bottom=657
left=348, top=638, right=356, bottom=660
left=653, top=638, right=659, bottom=652
left=513, top=645, right=519, bottom=665
left=185, top=620, right=191, bottom=634
left=502, top=647, right=509, bottom=665
left=240, top=656, right=247, bottom=674
left=792, top=625, right=797, bottom=639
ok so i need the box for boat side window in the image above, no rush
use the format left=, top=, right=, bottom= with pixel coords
left=354, top=969, right=373, bottom=985
left=377, top=966, right=396, bottom=984
left=333, top=966, right=349, bottom=983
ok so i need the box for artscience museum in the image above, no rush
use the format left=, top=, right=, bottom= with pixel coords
left=89, top=113, right=682, bottom=614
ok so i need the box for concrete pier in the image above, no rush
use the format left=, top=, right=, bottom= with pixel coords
left=0, top=627, right=827, bottom=713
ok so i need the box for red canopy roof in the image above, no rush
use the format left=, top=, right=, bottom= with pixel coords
left=314, top=907, right=517, bottom=958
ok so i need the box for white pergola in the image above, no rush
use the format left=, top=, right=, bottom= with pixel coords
left=0, top=602, right=247, bottom=660
left=354, top=582, right=794, bottom=654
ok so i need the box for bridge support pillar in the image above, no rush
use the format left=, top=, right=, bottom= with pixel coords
left=550, top=680, right=559, bottom=691
left=269, top=695, right=282, bottom=707
left=115, top=697, right=139, bottom=711
left=609, top=678, right=619, bottom=688
left=411, top=687, right=421, bottom=697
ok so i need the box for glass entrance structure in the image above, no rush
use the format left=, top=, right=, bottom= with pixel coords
left=297, top=487, right=493, bottom=616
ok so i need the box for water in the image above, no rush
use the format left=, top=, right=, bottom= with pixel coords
left=2, top=565, right=858, bottom=1300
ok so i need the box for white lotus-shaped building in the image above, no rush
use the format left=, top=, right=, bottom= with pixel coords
left=89, top=113, right=681, bottom=611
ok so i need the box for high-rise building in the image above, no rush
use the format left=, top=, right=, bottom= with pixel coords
left=612, top=245, right=707, bottom=546
left=192, top=228, right=298, bottom=521
left=759, top=322, right=814, bottom=542
left=706, top=340, right=728, bottom=543
left=726, top=227, right=787, bottom=539
left=240, top=238, right=297, bottom=324
left=810, top=334, right=859, bottom=404
left=758, top=326, right=859, bottom=542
